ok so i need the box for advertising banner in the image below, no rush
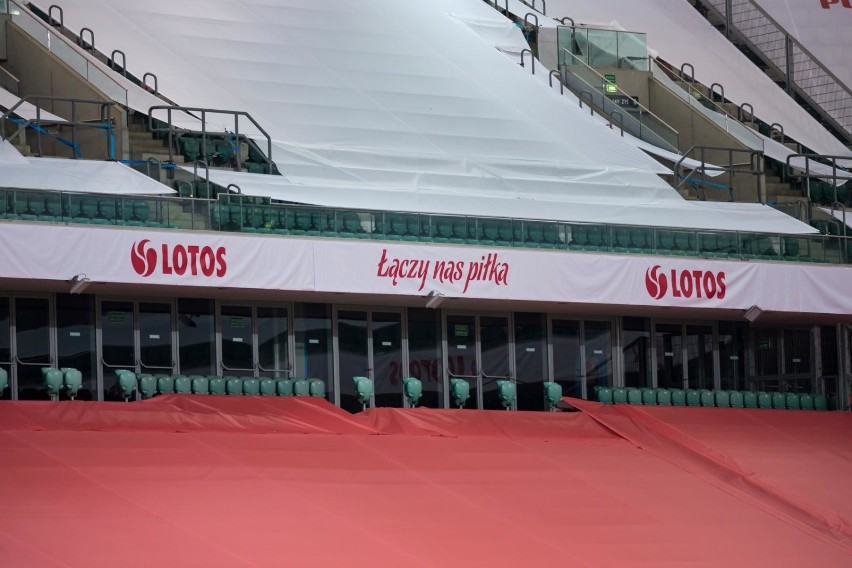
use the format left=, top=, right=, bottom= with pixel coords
left=1, top=223, right=850, bottom=315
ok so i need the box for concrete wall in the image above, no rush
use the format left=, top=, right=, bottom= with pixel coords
left=3, top=23, right=126, bottom=160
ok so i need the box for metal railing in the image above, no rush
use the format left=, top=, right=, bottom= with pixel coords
left=702, top=0, right=851, bottom=141
left=651, top=59, right=764, bottom=152
left=9, top=0, right=128, bottom=107
left=674, top=146, right=764, bottom=202
left=0, top=95, right=117, bottom=159
left=147, top=105, right=275, bottom=175
left=559, top=49, right=679, bottom=152
left=2, top=186, right=849, bottom=265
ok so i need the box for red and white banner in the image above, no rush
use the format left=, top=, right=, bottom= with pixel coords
left=2, top=223, right=851, bottom=315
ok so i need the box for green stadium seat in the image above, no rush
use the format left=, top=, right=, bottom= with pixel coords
left=276, top=378, right=294, bottom=396
left=496, top=380, right=517, bottom=409
left=742, top=391, right=757, bottom=408
left=641, top=388, right=657, bottom=405
left=138, top=375, right=157, bottom=398
left=757, top=391, right=772, bottom=409
left=597, top=386, right=613, bottom=404
left=63, top=368, right=83, bottom=400
left=612, top=387, right=627, bottom=404
left=627, top=388, right=642, bottom=405
left=226, top=377, right=243, bottom=395
left=292, top=379, right=310, bottom=396
left=118, top=371, right=137, bottom=401
left=450, top=378, right=470, bottom=408
left=799, top=393, right=814, bottom=411
left=191, top=376, right=209, bottom=394
left=700, top=389, right=715, bottom=407
left=0, top=368, right=8, bottom=395
left=540, top=381, right=562, bottom=410
left=157, top=375, right=175, bottom=395
left=656, top=389, right=671, bottom=406
left=714, top=390, right=730, bottom=407
left=43, top=368, right=64, bottom=400
left=785, top=392, right=800, bottom=410
left=353, top=376, right=373, bottom=408
left=771, top=392, right=786, bottom=409
left=242, top=377, right=260, bottom=395
left=259, top=378, right=277, bottom=396
left=670, top=388, right=686, bottom=406
left=309, top=379, right=326, bottom=398
left=174, top=375, right=191, bottom=394
left=814, top=394, right=827, bottom=411
left=403, top=377, right=423, bottom=407
left=686, top=389, right=701, bottom=406
left=208, top=377, right=226, bottom=395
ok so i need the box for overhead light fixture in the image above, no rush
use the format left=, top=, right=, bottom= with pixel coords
left=425, top=290, right=445, bottom=309
left=743, top=305, right=763, bottom=323
left=69, top=274, right=91, bottom=295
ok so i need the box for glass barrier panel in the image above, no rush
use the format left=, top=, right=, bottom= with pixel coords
left=617, top=32, right=648, bottom=71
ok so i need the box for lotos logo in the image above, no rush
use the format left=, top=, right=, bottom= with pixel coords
left=130, top=240, right=227, bottom=278
left=131, top=239, right=158, bottom=277
left=644, top=265, right=668, bottom=300
left=645, top=265, right=726, bottom=301
left=820, top=0, right=851, bottom=9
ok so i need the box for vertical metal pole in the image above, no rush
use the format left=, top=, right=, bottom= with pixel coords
left=725, top=0, right=733, bottom=39
left=785, top=35, right=794, bottom=95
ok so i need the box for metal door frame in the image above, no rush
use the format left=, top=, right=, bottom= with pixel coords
left=547, top=315, right=617, bottom=400
left=6, top=294, right=56, bottom=401
left=332, top=306, right=406, bottom=408
left=215, top=301, right=295, bottom=378
left=442, top=311, right=515, bottom=410
left=651, top=319, right=719, bottom=390
left=96, top=297, right=177, bottom=400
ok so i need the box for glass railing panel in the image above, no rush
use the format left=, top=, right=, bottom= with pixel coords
left=2, top=187, right=851, bottom=265
left=617, top=32, right=648, bottom=71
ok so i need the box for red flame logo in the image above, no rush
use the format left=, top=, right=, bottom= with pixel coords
left=130, top=240, right=157, bottom=277
left=645, top=265, right=668, bottom=300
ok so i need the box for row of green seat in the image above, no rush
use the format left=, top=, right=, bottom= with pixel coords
left=808, top=180, right=850, bottom=206
left=115, top=371, right=327, bottom=400
left=1, top=192, right=175, bottom=228
left=41, top=367, right=83, bottom=400
left=176, top=134, right=275, bottom=174
left=216, top=202, right=822, bottom=261
left=3, top=188, right=849, bottom=264
left=595, top=386, right=831, bottom=410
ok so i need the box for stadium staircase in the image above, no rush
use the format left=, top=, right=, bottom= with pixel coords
left=690, top=0, right=852, bottom=145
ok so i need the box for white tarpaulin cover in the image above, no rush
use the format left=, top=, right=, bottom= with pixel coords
left=0, top=140, right=28, bottom=165
left=34, top=0, right=810, bottom=233
left=0, top=223, right=848, bottom=314
left=546, top=0, right=852, bottom=160
left=1, top=156, right=175, bottom=194
left=751, top=0, right=851, bottom=92
left=188, top=166, right=815, bottom=234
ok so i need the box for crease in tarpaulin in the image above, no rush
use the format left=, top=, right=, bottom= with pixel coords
left=0, top=395, right=381, bottom=436
left=566, top=397, right=852, bottom=556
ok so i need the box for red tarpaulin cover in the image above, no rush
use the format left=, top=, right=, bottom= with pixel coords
left=1, top=395, right=850, bottom=567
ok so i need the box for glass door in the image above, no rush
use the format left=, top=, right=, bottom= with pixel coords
left=445, top=313, right=513, bottom=410
left=218, top=304, right=292, bottom=378
left=15, top=297, right=54, bottom=400
left=654, top=323, right=684, bottom=389
left=549, top=318, right=614, bottom=400
left=335, top=309, right=403, bottom=413
left=98, top=300, right=175, bottom=400
left=686, top=324, right=714, bottom=390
